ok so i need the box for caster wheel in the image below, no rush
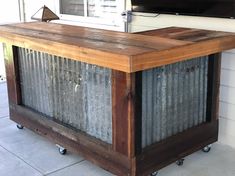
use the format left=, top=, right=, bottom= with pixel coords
left=202, top=145, right=212, bottom=153
left=56, top=144, right=67, bottom=155
left=150, top=171, right=158, bottom=176
left=176, top=159, right=184, bottom=166
left=59, top=148, right=67, bottom=155
left=16, top=124, right=24, bottom=129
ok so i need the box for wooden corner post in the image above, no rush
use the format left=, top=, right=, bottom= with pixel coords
left=112, top=70, right=142, bottom=163
left=206, top=53, right=221, bottom=122
left=3, top=44, right=21, bottom=105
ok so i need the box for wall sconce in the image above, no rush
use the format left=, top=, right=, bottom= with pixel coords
left=31, top=5, right=59, bottom=22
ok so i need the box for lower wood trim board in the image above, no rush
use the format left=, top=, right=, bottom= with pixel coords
left=9, top=103, right=218, bottom=176
left=136, top=121, right=218, bottom=176
left=10, top=104, right=131, bottom=176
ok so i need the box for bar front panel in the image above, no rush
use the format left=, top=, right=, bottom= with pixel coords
left=17, top=47, right=112, bottom=144
left=142, top=56, right=209, bottom=148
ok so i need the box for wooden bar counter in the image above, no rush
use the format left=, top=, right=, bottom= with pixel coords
left=1, top=22, right=235, bottom=176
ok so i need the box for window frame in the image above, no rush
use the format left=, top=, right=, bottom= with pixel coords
left=55, top=0, right=125, bottom=31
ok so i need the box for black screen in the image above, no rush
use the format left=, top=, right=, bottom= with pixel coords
left=131, top=0, right=235, bottom=18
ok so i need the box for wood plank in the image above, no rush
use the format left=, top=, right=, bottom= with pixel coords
left=1, top=23, right=235, bottom=72
left=112, top=71, right=142, bottom=159
left=10, top=104, right=131, bottom=176
left=112, top=71, right=142, bottom=176
left=136, top=121, right=218, bottom=176
left=136, top=27, right=195, bottom=37
left=0, top=25, right=153, bottom=55
left=8, top=23, right=190, bottom=50
left=0, top=32, right=131, bottom=72
left=138, top=27, right=231, bottom=42
left=112, top=71, right=135, bottom=157
left=130, top=35, right=235, bottom=72
left=206, top=53, right=222, bottom=121
left=3, top=44, right=21, bottom=104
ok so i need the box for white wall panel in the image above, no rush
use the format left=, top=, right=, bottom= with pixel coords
left=219, top=118, right=235, bottom=138
left=220, top=86, right=235, bottom=105
left=129, top=12, right=235, bottom=33
left=222, top=53, right=235, bottom=71
left=219, top=132, right=235, bottom=149
left=0, top=44, right=4, bottom=78
left=219, top=102, right=235, bottom=121
left=0, top=0, right=20, bottom=78
left=219, top=116, right=235, bottom=149
left=221, top=69, right=235, bottom=88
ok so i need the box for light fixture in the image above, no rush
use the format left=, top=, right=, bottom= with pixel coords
left=31, top=5, right=59, bottom=22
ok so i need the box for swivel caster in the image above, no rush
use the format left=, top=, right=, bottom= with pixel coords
left=16, top=124, right=24, bottom=129
left=176, top=158, right=184, bottom=166
left=150, top=171, right=158, bottom=176
left=202, top=145, right=212, bottom=153
left=56, top=144, right=67, bottom=155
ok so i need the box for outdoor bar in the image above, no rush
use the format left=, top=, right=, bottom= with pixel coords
left=1, top=22, right=235, bottom=176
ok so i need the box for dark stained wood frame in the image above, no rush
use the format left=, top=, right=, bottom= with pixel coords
left=206, top=53, right=221, bottom=122
left=4, top=44, right=221, bottom=176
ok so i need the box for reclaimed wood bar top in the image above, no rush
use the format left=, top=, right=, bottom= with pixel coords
left=0, top=22, right=235, bottom=73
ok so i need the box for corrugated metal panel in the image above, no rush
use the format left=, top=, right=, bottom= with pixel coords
left=18, top=47, right=112, bottom=144
left=142, top=56, right=208, bottom=148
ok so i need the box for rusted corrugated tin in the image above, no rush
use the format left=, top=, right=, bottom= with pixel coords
left=18, top=47, right=112, bottom=144
left=142, top=57, right=208, bottom=148
left=18, top=47, right=209, bottom=147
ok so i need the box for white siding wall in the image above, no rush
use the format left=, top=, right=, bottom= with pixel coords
left=219, top=51, right=235, bottom=147
left=0, top=46, right=4, bottom=79
left=0, top=0, right=20, bottom=78
left=128, top=6, right=235, bottom=148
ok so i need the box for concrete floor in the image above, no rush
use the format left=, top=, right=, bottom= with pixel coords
left=0, top=82, right=235, bottom=176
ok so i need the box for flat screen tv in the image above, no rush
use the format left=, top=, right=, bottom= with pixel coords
left=131, top=0, right=235, bottom=18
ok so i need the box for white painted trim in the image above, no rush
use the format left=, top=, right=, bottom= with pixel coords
left=55, top=0, right=125, bottom=31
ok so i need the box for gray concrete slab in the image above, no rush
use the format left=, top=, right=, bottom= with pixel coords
left=0, top=107, right=9, bottom=118
left=47, top=160, right=114, bottom=176
left=0, top=118, right=84, bottom=175
left=0, top=145, right=42, bottom=176
left=0, top=82, right=7, bottom=92
left=159, top=144, right=235, bottom=176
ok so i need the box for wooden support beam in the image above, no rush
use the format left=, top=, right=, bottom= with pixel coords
left=112, top=71, right=142, bottom=158
left=3, top=44, right=21, bottom=104
left=206, top=53, right=221, bottom=122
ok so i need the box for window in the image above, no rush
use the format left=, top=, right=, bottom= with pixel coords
left=56, top=0, right=125, bottom=31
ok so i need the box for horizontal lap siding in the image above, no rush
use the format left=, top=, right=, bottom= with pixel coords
left=219, top=52, right=235, bottom=147
left=18, top=47, right=112, bottom=144
left=142, top=56, right=208, bottom=148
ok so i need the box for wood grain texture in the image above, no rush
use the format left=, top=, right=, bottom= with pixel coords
left=3, top=44, right=21, bottom=104
left=137, top=27, right=231, bottom=42
left=136, top=121, right=218, bottom=176
left=112, top=71, right=142, bottom=160
left=207, top=54, right=222, bottom=122
left=131, top=36, right=235, bottom=72
left=0, top=22, right=235, bottom=72
left=10, top=104, right=131, bottom=176
left=112, top=71, right=137, bottom=158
